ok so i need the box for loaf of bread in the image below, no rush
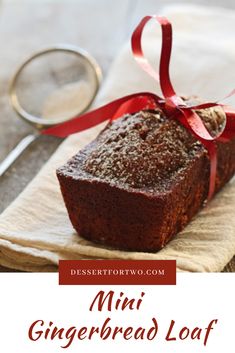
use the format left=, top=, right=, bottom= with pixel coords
left=57, top=107, right=235, bottom=252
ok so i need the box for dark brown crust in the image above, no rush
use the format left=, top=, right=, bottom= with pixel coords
left=57, top=110, right=235, bottom=252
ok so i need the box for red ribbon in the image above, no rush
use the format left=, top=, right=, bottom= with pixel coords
left=42, top=15, right=235, bottom=201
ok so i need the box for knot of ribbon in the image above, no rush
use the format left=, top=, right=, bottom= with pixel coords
left=43, top=15, right=235, bottom=201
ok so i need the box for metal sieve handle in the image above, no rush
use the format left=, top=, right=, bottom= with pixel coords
left=0, top=133, right=38, bottom=177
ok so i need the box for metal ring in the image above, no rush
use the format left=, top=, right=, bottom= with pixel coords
left=9, top=44, right=102, bottom=128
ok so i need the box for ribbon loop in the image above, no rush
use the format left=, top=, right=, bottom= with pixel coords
left=131, top=16, right=159, bottom=82
left=131, top=15, right=177, bottom=98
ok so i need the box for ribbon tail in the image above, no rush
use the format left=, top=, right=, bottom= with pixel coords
left=41, top=93, right=160, bottom=138
left=175, top=108, right=218, bottom=201
left=205, top=142, right=217, bottom=201
left=219, top=106, right=235, bottom=140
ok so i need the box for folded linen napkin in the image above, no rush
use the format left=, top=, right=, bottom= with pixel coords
left=0, top=4, right=235, bottom=272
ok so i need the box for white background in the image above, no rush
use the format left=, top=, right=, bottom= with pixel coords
left=0, top=273, right=234, bottom=352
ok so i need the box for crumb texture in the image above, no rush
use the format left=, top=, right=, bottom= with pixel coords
left=83, top=110, right=204, bottom=189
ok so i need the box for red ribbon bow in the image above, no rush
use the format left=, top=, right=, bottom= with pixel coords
left=43, top=15, right=235, bottom=200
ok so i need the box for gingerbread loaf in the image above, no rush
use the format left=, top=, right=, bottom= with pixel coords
left=57, top=107, right=235, bottom=252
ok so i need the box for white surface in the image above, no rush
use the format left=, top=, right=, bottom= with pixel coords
left=0, top=273, right=234, bottom=352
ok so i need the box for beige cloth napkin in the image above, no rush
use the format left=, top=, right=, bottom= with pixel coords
left=0, top=4, right=235, bottom=272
